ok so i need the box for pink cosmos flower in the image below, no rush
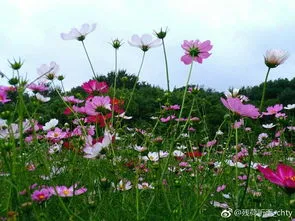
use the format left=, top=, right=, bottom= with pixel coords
left=27, top=83, right=48, bottom=92
left=216, top=184, right=226, bottom=192
left=128, top=34, right=161, bottom=52
left=221, top=97, right=260, bottom=119
left=162, top=104, right=180, bottom=110
left=262, top=104, right=283, bottom=116
left=61, top=23, right=96, bottom=41
left=82, top=80, right=108, bottom=94
left=258, top=164, right=295, bottom=193
left=0, top=89, right=11, bottom=104
left=31, top=188, right=53, bottom=203
left=51, top=184, right=87, bottom=197
left=181, top=40, right=213, bottom=65
left=63, top=96, right=84, bottom=104
left=205, top=140, right=217, bottom=148
left=84, top=96, right=111, bottom=116
left=160, top=115, right=176, bottom=123
left=46, top=127, right=67, bottom=140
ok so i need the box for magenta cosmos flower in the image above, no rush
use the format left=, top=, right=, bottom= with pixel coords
left=221, top=97, right=260, bottom=119
left=82, top=80, right=108, bottom=94
left=181, top=40, right=213, bottom=65
left=27, top=82, right=49, bottom=92
left=258, top=164, right=295, bottom=193
left=31, top=188, right=53, bottom=203
left=0, top=89, right=11, bottom=104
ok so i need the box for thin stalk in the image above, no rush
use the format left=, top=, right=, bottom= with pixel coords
left=259, top=67, right=271, bottom=111
left=124, top=52, right=146, bottom=115
left=81, top=41, right=97, bottom=79
left=161, top=38, right=170, bottom=92
left=111, top=49, right=118, bottom=126
left=235, top=127, right=239, bottom=208
left=176, top=62, right=194, bottom=130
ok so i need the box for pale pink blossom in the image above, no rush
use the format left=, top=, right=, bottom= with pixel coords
left=128, top=34, right=161, bottom=51
left=264, top=49, right=289, bottom=68
left=61, top=23, right=96, bottom=41
left=181, top=40, right=213, bottom=64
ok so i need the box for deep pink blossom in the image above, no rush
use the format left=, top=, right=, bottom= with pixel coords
left=258, top=164, right=295, bottom=193
left=82, top=80, right=108, bottom=94
left=181, top=40, right=212, bottom=65
left=162, top=104, right=180, bottom=110
left=221, top=97, right=260, bottom=119
left=31, top=188, right=53, bottom=203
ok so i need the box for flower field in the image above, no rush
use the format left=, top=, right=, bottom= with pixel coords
left=0, top=23, right=294, bottom=221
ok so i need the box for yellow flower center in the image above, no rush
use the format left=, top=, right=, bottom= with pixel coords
left=63, top=189, right=70, bottom=196
left=38, top=194, right=45, bottom=199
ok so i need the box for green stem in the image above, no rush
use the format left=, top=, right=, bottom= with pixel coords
left=111, top=49, right=118, bottom=126
left=161, top=38, right=170, bottom=92
left=124, top=52, right=146, bottom=115
left=81, top=41, right=97, bottom=79
left=176, top=62, right=194, bottom=130
left=235, top=127, right=239, bottom=208
left=259, top=67, right=271, bottom=111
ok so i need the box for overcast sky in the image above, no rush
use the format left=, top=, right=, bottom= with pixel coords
left=1, top=0, right=295, bottom=92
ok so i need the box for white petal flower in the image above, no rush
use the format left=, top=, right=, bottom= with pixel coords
left=37, top=61, right=59, bottom=78
left=43, top=119, right=59, bottom=131
left=264, top=49, right=289, bottom=68
left=262, top=123, right=276, bottom=129
left=36, top=93, right=50, bottom=102
left=128, top=34, right=161, bottom=51
left=116, top=112, right=132, bottom=119
left=61, top=23, right=96, bottom=41
left=284, top=104, right=295, bottom=110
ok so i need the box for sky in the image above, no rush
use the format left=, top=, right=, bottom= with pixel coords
left=1, top=0, right=295, bottom=92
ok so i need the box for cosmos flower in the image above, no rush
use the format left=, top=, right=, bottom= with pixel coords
left=84, top=96, right=111, bottom=116
left=284, top=104, right=295, bottom=110
left=262, top=104, right=283, bottom=116
left=116, top=180, right=132, bottom=191
left=181, top=40, right=213, bottom=65
left=43, top=119, right=59, bottom=131
left=221, top=97, right=260, bottom=119
left=128, top=34, right=161, bottom=52
left=264, top=49, right=289, bottom=68
left=31, top=188, right=53, bottom=203
left=82, top=80, right=108, bottom=94
left=27, top=83, right=48, bottom=92
left=258, top=164, right=295, bottom=193
left=51, top=184, right=87, bottom=197
left=36, top=93, right=50, bottom=102
left=61, top=23, right=97, bottom=41
left=63, top=96, right=84, bottom=104
left=37, top=61, right=59, bottom=80
left=0, top=90, right=11, bottom=104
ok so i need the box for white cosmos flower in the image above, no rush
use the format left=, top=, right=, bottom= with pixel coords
left=262, top=123, right=276, bottom=129
left=284, top=104, right=295, bottom=110
left=146, top=152, right=159, bottom=162
left=37, top=61, right=59, bottom=79
left=128, top=34, right=161, bottom=52
left=225, top=159, right=245, bottom=168
left=117, top=180, right=132, bottom=191
left=43, top=119, right=59, bottom=131
left=83, top=130, right=112, bottom=159
left=264, top=49, right=289, bottom=68
left=173, top=150, right=185, bottom=157
left=36, top=93, right=50, bottom=102
left=61, top=23, right=97, bottom=41
left=116, top=112, right=132, bottom=119
left=224, top=88, right=239, bottom=98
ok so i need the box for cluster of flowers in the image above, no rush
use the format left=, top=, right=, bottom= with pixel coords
left=28, top=184, right=87, bottom=203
